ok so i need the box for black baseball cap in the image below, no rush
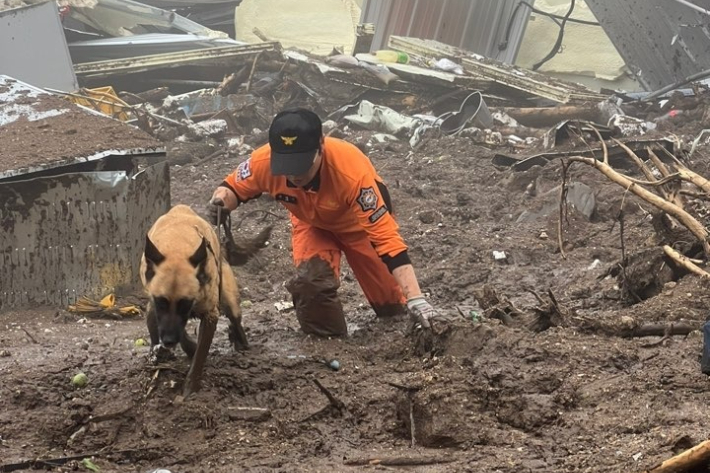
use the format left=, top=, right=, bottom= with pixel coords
left=269, top=108, right=323, bottom=176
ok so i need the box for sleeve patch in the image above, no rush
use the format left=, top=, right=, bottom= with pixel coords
left=368, top=205, right=388, bottom=223
left=357, top=187, right=378, bottom=211
left=236, top=159, right=252, bottom=181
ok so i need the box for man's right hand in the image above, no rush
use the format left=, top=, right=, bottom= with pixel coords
left=407, top=295, right=435, bottom=330
left=207, top=197, right=230, bottom=225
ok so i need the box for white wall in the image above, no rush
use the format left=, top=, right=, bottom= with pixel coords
left=515, top=0, right=640, bottom=91
left=235, top=0, right=360, bottom=55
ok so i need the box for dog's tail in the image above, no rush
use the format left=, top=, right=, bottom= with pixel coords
left=221, top=224, right=273, bottom=266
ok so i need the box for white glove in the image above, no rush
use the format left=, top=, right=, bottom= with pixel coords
left=407, top=296, right=435, bottom=329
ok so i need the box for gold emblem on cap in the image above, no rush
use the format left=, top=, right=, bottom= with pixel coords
left=281, top=136, right=298, bottom=146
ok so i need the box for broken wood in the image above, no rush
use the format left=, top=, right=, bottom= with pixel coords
left=312, top=379, right=345, bottom=411
left=558, top=161, right=569, bottom=258
left=614, top=138, right=657, bottom=183
left=622, top=323, right=696, bottom=338
left=662, top=245, right=710, bottom=279
left=643, top=439, right=710, bottom=473
left=566, top=155, right=710, bottom=256
left=21, top=327, right=39, bottom=344
left=675, top=166, right=710, bottom=195
left=0, top=449, right=147, bottom=473
left=472, top=285, right=521, bottom=326
left=246, top=52, right=264, bottom=93
left=344, top=454, right=457, bottom=466
left=528, top=288, right=568, bottom=332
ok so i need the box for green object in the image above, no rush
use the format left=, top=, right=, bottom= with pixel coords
left=469, top=310, right=481, bottom=323
left=240, top=300, right=253, bottom=309
left=72, top=372, right=89, bottom=388
left=134, top=338, right=148, bottom=347
left=81, top=458, right=100, bottom=472
left=374, top=50, right=410, bottom=64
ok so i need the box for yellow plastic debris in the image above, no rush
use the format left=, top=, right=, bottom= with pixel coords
left=66, top=86, right=132, bottom=122
left=99, top=293, right=115, bottom=308
left=68, top=294, right=141, bottom=318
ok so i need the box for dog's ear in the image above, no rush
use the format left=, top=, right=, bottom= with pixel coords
left=189, top=237, right=210, bottom=286
left=189, top=237, right=208, bottom=267
left=144, top=235, right=165, bottom=282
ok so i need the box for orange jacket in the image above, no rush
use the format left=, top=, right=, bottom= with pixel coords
left=221, top=137, right=408, bottom=262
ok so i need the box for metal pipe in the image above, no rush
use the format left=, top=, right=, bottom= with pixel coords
left=673, top=0, right=710, bottom=16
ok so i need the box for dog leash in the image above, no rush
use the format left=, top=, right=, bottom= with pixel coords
left=214, top=206, right=224, bottom=306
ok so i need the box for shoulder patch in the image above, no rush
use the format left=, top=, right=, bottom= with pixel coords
left=368, top=205, right=388, bottom=223
left=236, top=159, right=252, bottom=181
left=357, top=187, right=378, bottom=212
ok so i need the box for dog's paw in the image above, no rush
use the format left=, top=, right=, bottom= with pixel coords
left=149, top=344, right=176, bottom=364
left=228, top=326, right=249, bottom=351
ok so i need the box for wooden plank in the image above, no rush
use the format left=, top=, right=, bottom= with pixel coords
left=389, top=36, right=607, bottom=104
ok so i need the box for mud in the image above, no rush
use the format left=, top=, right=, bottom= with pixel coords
left=0, top=94, right=158, bottom=172
left=2, top=130, right=710, bottom=473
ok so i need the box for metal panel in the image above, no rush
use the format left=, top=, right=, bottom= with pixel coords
left=585, top=0, right=710, bottom=91
left=360, top=0, right=534, bottom=64
left=73, top=41, right=280, bottom=79
left=0, top=159, right=170, bottom=311
left=0, top=2, right=78, bottom=92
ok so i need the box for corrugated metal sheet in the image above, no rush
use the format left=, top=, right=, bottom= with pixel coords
left=360, top=0, right=534, bottom=64
left=585, top=0, right=710, bottom=91
left=0, top=159, right=170, bottom=310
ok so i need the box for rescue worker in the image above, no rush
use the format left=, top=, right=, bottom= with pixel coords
left=207, top=108, right=435, bottom=336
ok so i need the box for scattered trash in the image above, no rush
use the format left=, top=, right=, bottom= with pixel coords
left=286, top=354, right=340, bottom=371
left=439, top=91, right=493, bottom=135
left=493, top=251, right=507, bottom=262
left=587, top=259, right=602, bottom=271
left=341, top=100, right=423, bottom=138
left=81, top=458, right=100, bottom=472
left=274, top=301, right=294, bottom=312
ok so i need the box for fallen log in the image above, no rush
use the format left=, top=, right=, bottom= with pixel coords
left=662, top=245, right=710, bottom=279
left=621, top=323, right=696, bottom=338
left=643, top=439, right=710, bottom=473
left=566, top=156, right=710, bottom=256
left=499, top=105, right=601, bottom=128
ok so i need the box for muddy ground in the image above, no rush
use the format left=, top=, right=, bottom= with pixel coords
left=2, top=128, right=710, bottom=473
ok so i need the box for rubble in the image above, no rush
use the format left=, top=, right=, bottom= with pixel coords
left=7, top=6, right=710, bottom=471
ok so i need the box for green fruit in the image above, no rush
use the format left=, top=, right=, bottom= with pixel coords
left=134, top=338, right=148, bottom=347
left=72, top=372, right=88, bottom=388
left=240, top=300, right=253, bottom=308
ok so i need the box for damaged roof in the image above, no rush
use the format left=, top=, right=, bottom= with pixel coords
left=585, top=0, right=710, bottom=91
left=0, top=76, right=161, bottom=178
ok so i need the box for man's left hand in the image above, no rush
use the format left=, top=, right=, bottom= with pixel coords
left=406, top=296, right=435, bottom=329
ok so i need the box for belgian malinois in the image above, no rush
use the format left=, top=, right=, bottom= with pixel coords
left=140, top=204, right=252, bottom=398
